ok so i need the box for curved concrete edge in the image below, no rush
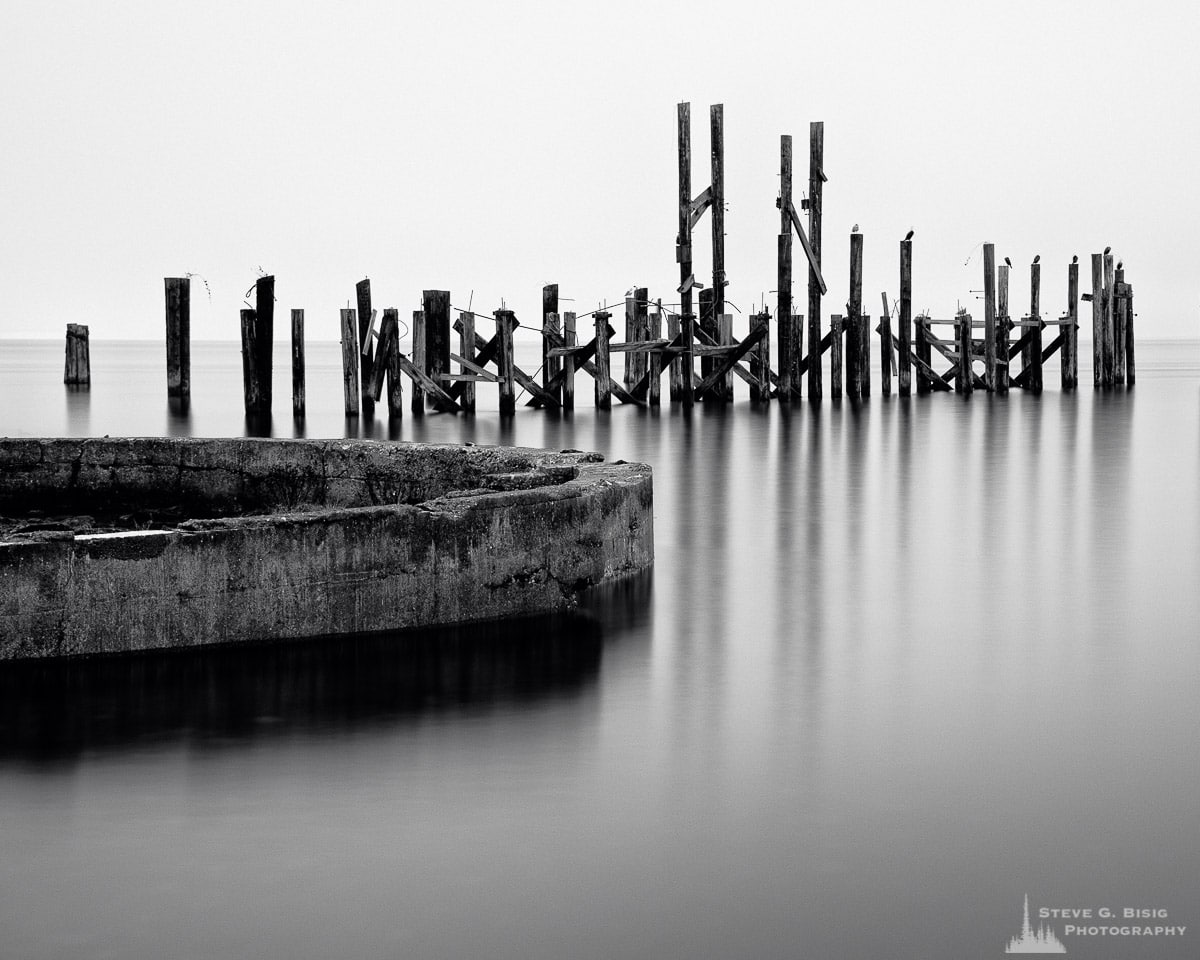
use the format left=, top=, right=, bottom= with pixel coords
left=0, top=440, right=653, bottom=659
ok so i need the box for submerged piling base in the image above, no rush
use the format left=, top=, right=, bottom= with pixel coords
left=0, top=438, right=654, bottom=659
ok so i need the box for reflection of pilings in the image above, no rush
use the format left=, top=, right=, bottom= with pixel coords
left=0, top=614, right=604, bottom=759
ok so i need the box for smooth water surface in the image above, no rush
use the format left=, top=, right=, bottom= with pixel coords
left=1, top=338, right=1198, bottom=959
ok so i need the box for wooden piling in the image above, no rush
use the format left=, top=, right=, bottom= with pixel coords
left=648, top=302, right=662, bottom=406
left=667, top=312, right=683, bottom=401
left=339, top=308, right=358, bottom=416
left=830, top=314, right=843, bottom=399
left=625, top=290, right=648, bottom=390
left=847, top=230, right=864, bottom=401
left=543, top=284, right=559, bottom=399
left=915, top=314, right=931, bottom=395
left=164, top=277, right=190, bottom=401
left=411, top=309, right=426, bottom=416
left=459, top=310, right=476, bottom=413
left=996, top=262, right=1010, bottom=394
left=677, top=102, right=695, bottom=408
left=1028, top=260, right=1043, bottom=394
left=1063, top=259, right=1079, bottom=390
left=778, top=134, right=794, bottom=400
left=562, top=311, right=577, bottom=411
left=423, top=290, right=451, bottom=403
left=699, top=287, right=715, bottom=386
left=496, top=308, right=516, bottom=415
left=879, top=294, right=892, bottom=398
left=956, top=313, right=973, bottom=395
left=807, top=121, right=824, bottom=400
left=291, top=308, right=305, bottom=417
left=594, top=309, right=612, bottom=410
left=719, top=313, right=734, bottom=401
left=983, top=244, right=997, bottom=391
left=710, top=104, right=725, bottom=323
left=1113, top=264, right=1127, bottom=383
left=1090, top=254, right=1103, bottom=387
left=899, top=238, right=912, bottom=396
left=254, top=276, right=274, bottom=411
left=1124, top=282, right=1135, bottom=387
left=356, top=279, right=374, bottom=416
left=1103, top=254, right=1115, bottom=386
left=380, top=308, right=403, bottom=418
left=750, top=310, right=771, bottom=402
left=63, top=323, right=91, bottom=385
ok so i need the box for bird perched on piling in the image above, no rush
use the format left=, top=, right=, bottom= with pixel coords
left=1033, top=254, right=1040, bottom=264
left=1072, top=255, right=1079, bottom=264
left=1104, top=246, right=1112, bottom=255
left=1117, top=260, right=1124, bottom=270
left=904, top=229, right=914, bottom=241
left=852, top=223, right=860, bottom=233
left=1004, top=256, right=1013, bottom=268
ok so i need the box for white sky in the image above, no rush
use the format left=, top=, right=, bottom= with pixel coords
left=3, top=0, right=1198, bottom=340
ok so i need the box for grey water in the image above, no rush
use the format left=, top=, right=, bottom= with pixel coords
left=1, top=338, right=1198, bottom=960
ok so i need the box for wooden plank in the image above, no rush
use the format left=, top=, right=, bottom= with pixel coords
left=370, top=310, right=395, bottom=401
left=448, top=320, right=499, bottom=401
left=787, top=202, right=828, bottom=296
left=164, top=277, right=190, bottom=401
left=291, top=308, right=305, bottom=417
left=393, top=352, right=460, bottom=412
left=356, top=278, right=374, bottom=416
left=879, top=299, right=892, bottom=398
left=543, top=310, right=561, bottom=403
left=807, top=121, right=825, bottom=398
left=384, top=308, right=403, bottom=418
left=718, top=314, right=734, bottom=400
left=450, top=350, right=499, bottom=382
left=915, top=315, right=932, bottom=394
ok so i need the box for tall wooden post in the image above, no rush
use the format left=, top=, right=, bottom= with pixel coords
left=542, top=284, right=559, bottom=399
left=1113, top=264, right=1127, bottom=383
left=626, top=291, right=646, bottom=390
left=423, top=290, right=451, bottom=402
left=594, top=309, right=612, bottom=410
left=291, top=308, right=305, bottom=417
left=459, top=310, right=476, bottom=413
left=847, top=230, right=863, bottom=401
left=1103, top=254, right=1116, bottom=386
left=677, top=102, right=695, bottom=408
left=64, top=324, right=91, bottom=385
left=983, top=244, right=997, bottom=391
left=996, top=262, right=1010, bottom=394
left=807, top=121, right=824, bottom=399
left=778, top=134, right=794, bottom=400
left=899, top=238, right=912, bottom=395
left=242, top=309, right=269, bottom=415
left=356, top=279, right=374, bottom=416
left=1028, top=259, right=1043, bottom=393
left=1063, top=260, right=1079, bottom=390
left=255, top=276, right=274, bottom=411
left=339, top=308, right=358, bottom=417
left=879, top=293, right=892, bottom=398
left=165, top=277, right=190, bottom=401
left=648, top=301, right=662, bottom=406
left=710, top=103, right=725, bottom=324
left=496, top=308, right=516, bottom=415
left=411, top=309, right=426, bottom=416
left=562, top=311, right=577, bottom=411
left=830, top=314, right=843, bottom=399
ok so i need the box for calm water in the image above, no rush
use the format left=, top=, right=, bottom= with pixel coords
left=1, top=338, right=1198, bottom=959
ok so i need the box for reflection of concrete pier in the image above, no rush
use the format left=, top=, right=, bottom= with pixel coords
left=0, top=437, right=653, bottom=659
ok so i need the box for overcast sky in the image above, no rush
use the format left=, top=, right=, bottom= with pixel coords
left=3, top=0, right=1198, bottom=341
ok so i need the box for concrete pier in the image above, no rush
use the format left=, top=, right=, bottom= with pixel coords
left=0, top=438, right=654, bottom=659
